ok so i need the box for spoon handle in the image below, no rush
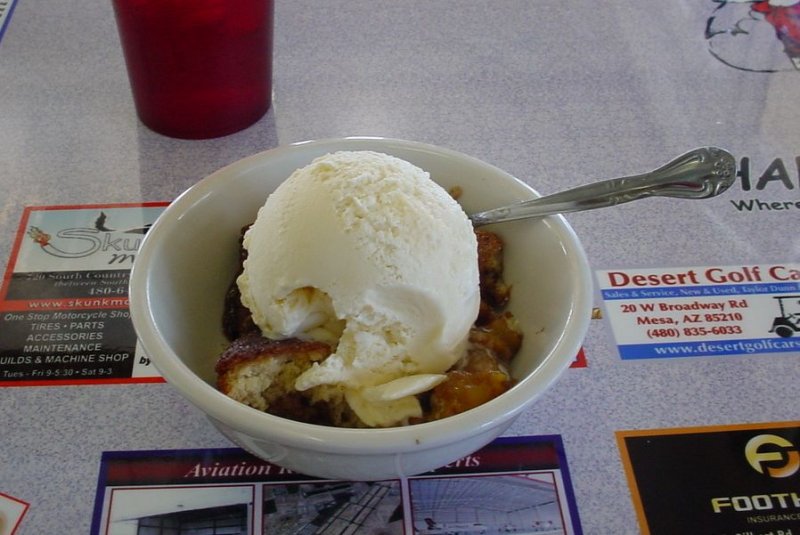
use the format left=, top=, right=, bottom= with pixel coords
left=469, top=147, right=737, bottom=227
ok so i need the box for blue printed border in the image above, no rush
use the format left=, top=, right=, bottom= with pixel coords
left=0, top=0, right=18, bottom=46
left=619, top=336, right=800, bottom=360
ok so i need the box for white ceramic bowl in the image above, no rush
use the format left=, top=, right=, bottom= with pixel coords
left=129, top=137, right=593, bottom=481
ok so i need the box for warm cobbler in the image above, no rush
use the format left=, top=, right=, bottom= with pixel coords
left=216, top=227, right=522, bottom=427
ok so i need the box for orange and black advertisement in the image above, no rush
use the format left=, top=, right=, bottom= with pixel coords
left=618, top=421, right=800, bottom=535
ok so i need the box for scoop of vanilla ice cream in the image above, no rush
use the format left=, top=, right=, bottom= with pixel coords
left=237, top=150, right=480, bottom=426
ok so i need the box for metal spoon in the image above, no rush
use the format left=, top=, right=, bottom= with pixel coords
left=469, top=147, right=736, bottom=226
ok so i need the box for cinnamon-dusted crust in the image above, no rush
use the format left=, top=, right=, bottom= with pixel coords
left=216, top=334, right=352, bottom=425
left=215, top=334, right=330, bottom=378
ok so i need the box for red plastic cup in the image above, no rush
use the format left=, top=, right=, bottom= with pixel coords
left=112, top=0, right=273, bottom=139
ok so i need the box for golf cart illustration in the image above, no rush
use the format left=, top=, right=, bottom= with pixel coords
left=770, top=295, right=800, bottom=338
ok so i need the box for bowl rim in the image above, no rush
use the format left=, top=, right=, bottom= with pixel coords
left=129, top=136, right=594, bottom=455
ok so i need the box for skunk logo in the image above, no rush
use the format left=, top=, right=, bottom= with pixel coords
left=28, top=211, right=151, bottom=260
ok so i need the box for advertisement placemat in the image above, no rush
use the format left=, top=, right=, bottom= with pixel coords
left=0, top=204, right=167, bottom=386
left=0, top=492, right=29, bottom=535
left=91, top=435, right=582, bottom=534
left=618, top=421, right=800, bottom=535
left=0, top=0, right=17, bottom=44
left=597, top=264, right=800, bottom=360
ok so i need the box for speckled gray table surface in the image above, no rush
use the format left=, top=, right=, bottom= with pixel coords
left=1, top=0, right=798, bottom=533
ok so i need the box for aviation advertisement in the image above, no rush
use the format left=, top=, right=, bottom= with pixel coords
left=91, top=435, right=582, bottom=535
